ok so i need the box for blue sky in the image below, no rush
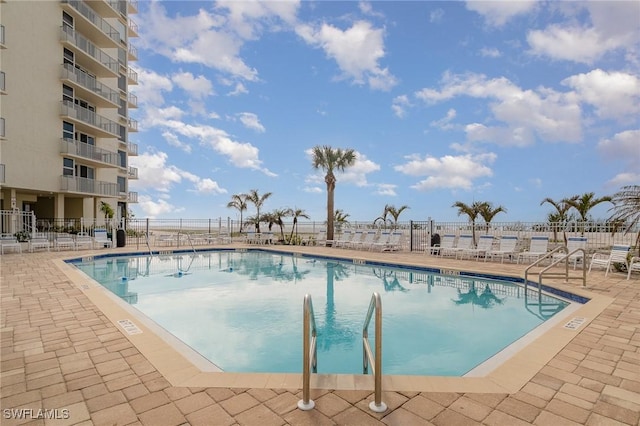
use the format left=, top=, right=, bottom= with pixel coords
left=128, top=1, right=640, bottom=223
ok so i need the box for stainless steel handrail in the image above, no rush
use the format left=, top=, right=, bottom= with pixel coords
left=298, top=294, right=317, bottom=411
left=524, top=246, right=587, bottom=294
left=362, top=292, right=387, bottom=413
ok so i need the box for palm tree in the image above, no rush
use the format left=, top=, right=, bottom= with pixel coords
left=565, top=192, right=613, bottom=235
left=227, top=194, right=248, bottom=233
left=477, top=202, right=506, bottom=233
left=99, top=201, right=114, bottom=224
left=608, top=185, right=640, bottom=255
left=289, top=208, right=310, bottom=243
left=269, top=208, right=291, bottom=242
left=311, top=145, right=356, bottom=245
left=333, top=209, right=350, bottom=232
left=373, top=204, right=392, bottom=228
left=540, top=197, right=575, bottom=243
left=452, top=201, right=486, bottom=245
left=386, top=204, right=410, bottom=230
left=243, top=189, right=273, bottom=233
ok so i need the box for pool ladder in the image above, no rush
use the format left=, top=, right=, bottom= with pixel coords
left=524, top=246, right=587, bottom=294
left=298, top=292, right=387, bottom=413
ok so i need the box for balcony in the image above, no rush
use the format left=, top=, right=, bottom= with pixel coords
left=127, top=142, right=138, bottom=156
left=87, top=0, right=120, bottom=18
left=127, top=68, right=138, bottom=85
left=128, top=18, right=138, bottom=38
left=127, top=191, right=138, bottom=203
left=127, top=92, right=138, bottom=108
left=60, top=175, right=118, bottom=196
left=61, top=0, right=121, bottom=47
left=60, top=138, right=120, bottom=168
left=61, top=100, right=119, bottom=137
left=60, top=26, right=119, bottom=77
left=128, top=43, right=137, bottom=61
left=0, top=71, right=5, bottom=95
left=127, top=117, right=138, bottom=132
left=127, top=166, right=138, bottom=179
left=128, top=0, right=138, bottom=14
left=61, top=63, right=119, bottom=107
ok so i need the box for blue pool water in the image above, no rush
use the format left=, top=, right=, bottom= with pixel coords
left=72, top=250, right=572, bottom=376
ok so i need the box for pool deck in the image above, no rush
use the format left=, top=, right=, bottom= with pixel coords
left=1, top=243, right=639, bottom=425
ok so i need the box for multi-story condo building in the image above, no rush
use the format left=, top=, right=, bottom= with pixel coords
left=0, top=0, right=138, bottom=227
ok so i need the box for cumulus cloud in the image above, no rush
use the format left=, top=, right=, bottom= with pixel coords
left=415, top=72, right=583, bottom=145
left=430, top=109, right=457, bottom=130
left=296, top=20, right=397, bottom=91
left=598, top=129, right=640, bottom=187
left=237, top=112, right=266, bottom=133
left=394, top=152, right=496, bottom=191
left=375, top=183, right=397, bottom=196
left=304, top=149, right=380, bottom=188
left=162, top=131, right=192, bottom=153
left=392, top=95, right=411, bottom=118
left=171, top=72, right=214, bottom=99
left=465, top=1, right=537, bottom=27
left=430, top=8, right=444, bottom=24
left=479, top=47, right=501, bottom=58
left=137, top=195, right=184, bottom=218
left=133, top=67, right=173, bottom=107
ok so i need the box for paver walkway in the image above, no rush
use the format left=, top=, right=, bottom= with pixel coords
left=1, top=246, right=639, bottom=425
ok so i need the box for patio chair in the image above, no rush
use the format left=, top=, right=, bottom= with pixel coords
left=628, top=256, right=640, bottom=280
left=370, top=231, right=392, bottom=251
left=244, top=230, right=258, bottom=244
left=346, top=230, right=365, bottom=249
left=311, top=230, right=326, bottom=246
left=1, top=234, right=22, bottom=254
left=93, top=229, right=113, bottom=248
left=54, top=233, right=76, bottom=251
left=427, top=234, right=455, bottom=256
left=355, top=230, right=378, bottom=250
left=588, top=245, right=630, bottom=277
left=441, top=235, right=472, bottom=258
left=333, top=230, right=353, bottom=248
left=458, top=235, right=495, bottom=260
left=484, top=236, right=518, bottom=263
left=29, top=233, right=51, bottom=252
left=382, top=231, right=404, bottom=251
left=552, top=237, right=588, bottom=269
left=517, top=236, right=550, bottom=264
left=75, top=232, right=94, bottom=250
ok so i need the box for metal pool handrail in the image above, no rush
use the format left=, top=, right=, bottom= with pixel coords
left=525, top=246, right=586, bottom=294
left=298, top=294, right=317, bottom=411
left=362, top=292, right=387, bottom=413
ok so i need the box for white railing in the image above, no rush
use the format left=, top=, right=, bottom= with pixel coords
left=61, top=63, right=119, bottom=105
left=61, top=100, right=119, bottom=135
left=62, top=0, right=120, bottom=44
left=60, top=175, right=118, bottom=196
left=60, top=26, right=119, bottom=74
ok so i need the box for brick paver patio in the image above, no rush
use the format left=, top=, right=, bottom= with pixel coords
left=1, top=245, right=639, bottom=425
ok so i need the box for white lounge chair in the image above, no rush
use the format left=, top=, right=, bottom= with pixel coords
left=517, top=236, right=550, bottom=264
left=93, top=229, right=113, bottom=248
left=346, top=230, right=365, bottom=249
left=54, top=233, right=76, bottom=251
left=588, top=245, right=630, bottom=277
left=628, top=256, right=640, bottom=280
left=355, top=230, right=378, bottom=250
left=427, top=234, right=455, bottom=256
left=29, top=233, right=51, bottom=252
left=370, top=231, right=392, bottom=251
left=382, top=231, right=404, bottom=251
left=1, top=234, right=22, bottom=254
left=552, top=236, right=587, bottom=269
left=311, top=230, right=326, bottom=246
left=484, top=236, right=518, bottom=263
left=458, top=235, right=494, bottom=260
left=334, top=230, right=353, bottom=248
left=75, top=232, right=94, bottom=250
left=442, top=235, right=472, bottom=258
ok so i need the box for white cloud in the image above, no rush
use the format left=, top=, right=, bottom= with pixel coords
left=430, top=8, right=444, bottom=23
left=137, top=195, right=183, bottom=218
left=191, top=178, right=227, bottom=195
left=162, top=131, right=192, bottom=153
left=430, top=109, right=457, bottom=130
left=392, top=95, right=411, bottom=118
left=598, top=129, right=640, bottom=185
left=527, top=26, right=619, bottom=64
left=304, top=150, right=380, bottom=188
left=172, top=72, right=214, bottom=99
left=465, top=1, right=537, bottom=27
left=479, top=47, right=501, bottom=58
left=562, top=69, right=640, bottom=121
left=228, top=82, right=249, bottom=96
left=133, top=67, right=173, bottom=107
left=415, top=72, right=583, bottom=145
left=375, top=184, right=397, bottom=196
left=394, top=152, right=496, bottom=191
left=303, top=186, right=323, bottom=194
left=296, top=20, right=397, bottom=91
left=237, top=112, right=266, bottom=133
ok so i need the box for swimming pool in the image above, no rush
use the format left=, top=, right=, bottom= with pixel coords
left=71, top=249, right=574, bottom=376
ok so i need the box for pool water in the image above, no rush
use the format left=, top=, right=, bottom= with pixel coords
left=73, top=250, right=570, bottom=376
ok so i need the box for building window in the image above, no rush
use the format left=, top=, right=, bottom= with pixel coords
left=119, top=125, right=126, bottom=141
left=63, top=121, right=74, bottom=140
left=76, top=165, right=94, bottom=179
left=63, top=84, right=74, bottom=103
left=118, top=150, right=127, bottom=168
left=76, top=132, right=95, bottom=145
left=63, top=48, right=74, bottom=66
left=118, top=98, right=127, bottom=117
left=117, top=176, right=126, bottom=193
left=118, top=73, right=127, bottom=91
left=63, top=11, right=74, bottom=29
left=63, top=158, right=74, bottom=176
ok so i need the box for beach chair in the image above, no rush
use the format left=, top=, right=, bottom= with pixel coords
left=442, top=235, right=472, bottom=258
left=75, top=232, right=94, bottom=250
left=484, top=236, right=518, bottom=263
left=355, top=230, right=378, bottom=250
left=427, top=234, right=455, bottom=256
left=588, top=245, right=630, bottom=277
left=311, top=230, right=326, bottom=246
left=346, top=230, right=365, bottom=249
left=628, top=256, right=640, bottom=280
left=333, top=230, right=353, bottom=248
left=517, top=236, right=549, bottom=264
left=54, top=233, right=76, bottom=251
left=458, top=235, right=494, bottom=260
left=29, top=233, right=51, bottom=252
left=552, top=237, right=587, bottom=269
left=383, top=231, right=404, bottom=251
left=93, top=229, right=112, bottom=248
left=1, top=234, right=22, bottom=254
left=370, top=231, right=391, bottom=251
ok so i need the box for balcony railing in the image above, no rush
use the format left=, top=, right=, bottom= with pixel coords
left=127, top=117, right=138, bottom=132
left=127, top=191, right=138, bottom=203
left=61, top=0, right=120, bottom=46
left=60, top=26, right=119, bottom=76
left=128, top=0, right=138, bottom=13
left=61, top=100, right=119, bottom=136
left=127, top=166, right=138, bottom=179
left=61, top=63, right=119, bottom=105
left=127, top=68, right=138, bottom=84
left=128, top=142, right=138, bottom=156
left=60, top=138, right=120, bottom=167
left=60, top=175, right=118, bottom=196
left=128, top=43, right=138, bottom=60
left=128, top=18, right=138, bottom=37
left=127, top=92, right=138, bottom=108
